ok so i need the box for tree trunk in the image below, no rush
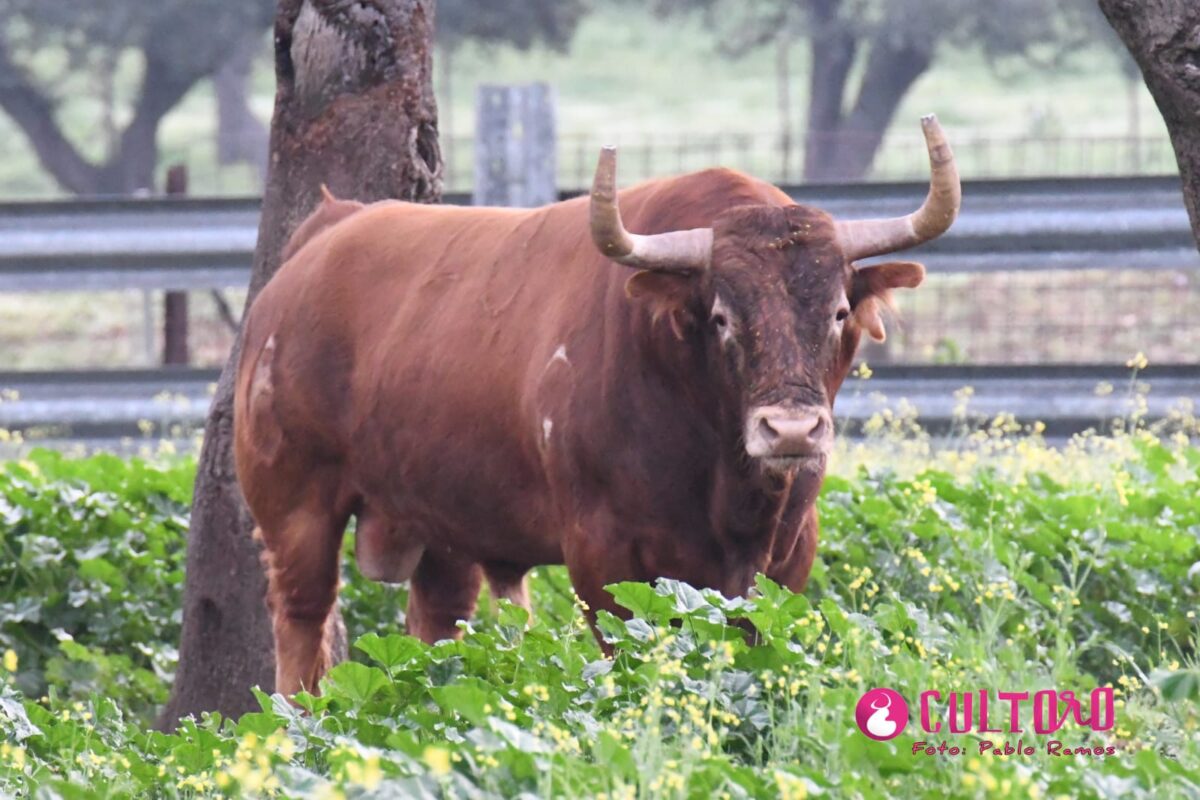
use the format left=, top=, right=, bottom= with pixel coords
left=802, top=0, right=856, bottom=181
left=215, top=30, right=270, bottom=180
left=1099, top=0, right=1200, bottom=247
left=827, top=37, right=933, bottom=181
left=158, top=0, right=442, bottom=729
left=801, top=0, right=934, bottom=183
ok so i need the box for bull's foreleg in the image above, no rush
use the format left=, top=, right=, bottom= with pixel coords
left=764, top=506, right=819, bottom=593
left=406, top=549, right=483, bottom=643
left=562, top=520, right=636, bottom=656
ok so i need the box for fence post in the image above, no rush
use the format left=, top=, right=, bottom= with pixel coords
left=162, top=165, right=189, bottom=365
left=473, top=83, right=557, bottom=207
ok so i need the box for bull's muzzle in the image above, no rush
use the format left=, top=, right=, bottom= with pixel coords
left=744, top=405, right=833, bottom=463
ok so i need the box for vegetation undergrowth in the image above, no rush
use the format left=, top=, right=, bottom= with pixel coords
left=1, top=417, right=1199, bottom=797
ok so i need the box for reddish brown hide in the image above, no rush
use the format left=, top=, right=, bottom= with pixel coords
left=235, top=126, right=956, bottom=696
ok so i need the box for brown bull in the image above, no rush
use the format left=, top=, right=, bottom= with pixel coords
left=235, top=115, right=960, bottom=696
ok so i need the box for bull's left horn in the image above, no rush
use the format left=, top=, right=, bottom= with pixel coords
left=834, top=114, right=960, bottom=262
left=590, top=146, right=713, bottom=272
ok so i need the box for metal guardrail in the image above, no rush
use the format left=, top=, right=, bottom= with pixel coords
left=0, top=365, right=1195, bottom=443
left=0, top=177, right=1196, bottom=291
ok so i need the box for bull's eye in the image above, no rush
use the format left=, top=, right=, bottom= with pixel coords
left=711, top=297, right=735, bottom=346
left=835, top=308, right=850, bottom=323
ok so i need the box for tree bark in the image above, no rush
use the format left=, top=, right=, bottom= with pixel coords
left=158, top=0, right=441, bottom=729
left=1099, top=0, right=1200, bottom=248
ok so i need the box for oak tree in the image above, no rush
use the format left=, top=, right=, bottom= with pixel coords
left=0, top=0, right=273, bottom=193
left=655, top=0, right=1103, bottom=181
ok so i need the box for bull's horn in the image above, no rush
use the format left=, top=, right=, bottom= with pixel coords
left=834, top=115, right=960, bottom=261
left=590, top=146, right=713, bottom=272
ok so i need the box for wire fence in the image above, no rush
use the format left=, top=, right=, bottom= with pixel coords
left=439, top=131, right=1179, bottom=194
left=170, top=130, right=1179, bottom=197
left=2, top=270, right=1195, bottom=371
left=869, top=269, right=1198, bottom=365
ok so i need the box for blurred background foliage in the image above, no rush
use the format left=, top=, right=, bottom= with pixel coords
left=0, top=0, right=1166, bottom=197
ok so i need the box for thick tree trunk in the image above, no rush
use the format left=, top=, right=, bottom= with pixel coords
left=158, top=0, right=441, bottom=729
left=1099, top=0, right=1200, bottom=248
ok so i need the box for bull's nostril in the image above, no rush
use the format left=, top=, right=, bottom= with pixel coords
left=757, top=415, right=780, bottom=442
left=809, top=416, right=827, bottom=441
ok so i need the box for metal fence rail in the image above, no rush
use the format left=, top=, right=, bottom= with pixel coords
left=0, top=365, right=1195, bottom=443
left=0, top=176, right=1196, bottom=292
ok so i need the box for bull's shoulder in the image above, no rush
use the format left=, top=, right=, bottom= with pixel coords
left=280, top=189, right=368, bottom=262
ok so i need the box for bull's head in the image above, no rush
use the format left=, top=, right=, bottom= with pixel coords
left=590, top=115, right=960, bottom=475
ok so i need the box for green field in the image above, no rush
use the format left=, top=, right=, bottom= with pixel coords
left=1, top=415, right=1198, bottom=797
left=0, top=5, right=1174, bottom=198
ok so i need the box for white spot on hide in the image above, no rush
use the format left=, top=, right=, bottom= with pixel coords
left=542, top=417, right=553, bottom=444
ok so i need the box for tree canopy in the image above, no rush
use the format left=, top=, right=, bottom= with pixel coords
left=0, top=0, right=273, bottom=193
left=435, top=0, right=589, bottom=52
left=654, top=0, right=1108, bottom=180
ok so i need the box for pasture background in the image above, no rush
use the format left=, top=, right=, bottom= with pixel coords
left=0, top=4, right=1171, bottom=198
left=0, top=3, right=1189, bottom=371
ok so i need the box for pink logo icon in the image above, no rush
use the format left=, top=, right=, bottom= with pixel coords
left=855, top=688, right=909, bottom=740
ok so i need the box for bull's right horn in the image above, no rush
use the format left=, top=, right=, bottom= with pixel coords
left=834, top=114, right=961, bottom=262
left=589, top=146, right=713, bottom=272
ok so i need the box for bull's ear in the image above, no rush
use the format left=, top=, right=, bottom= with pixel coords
left=625, top=270, right=696, bottom=339
left=625, top=270, right=695, bottom=307
left=852, top=261, right=925, bottom=299
left=850, top=261, right=925, bottom=343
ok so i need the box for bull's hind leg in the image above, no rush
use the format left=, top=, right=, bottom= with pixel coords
left=258, top=495, right=350, bottom=697
left=406, top=549, right=482, bottom=643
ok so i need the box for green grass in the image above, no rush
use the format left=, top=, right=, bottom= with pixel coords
left=0, top=5, right=1175, bottom=198
left=1, top=421, right=1198, bottom=797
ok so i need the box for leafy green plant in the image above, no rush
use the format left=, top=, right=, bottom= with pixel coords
left=0, top=434, right=1198, bottom=798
